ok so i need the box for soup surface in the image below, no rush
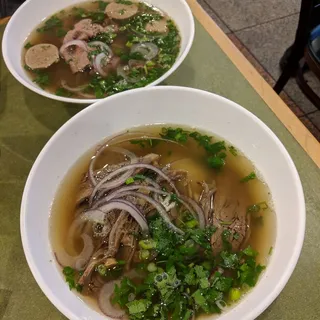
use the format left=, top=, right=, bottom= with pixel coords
left=22, top=1, right=181, bottom=99
left=50, top=125, right=275, bottom=319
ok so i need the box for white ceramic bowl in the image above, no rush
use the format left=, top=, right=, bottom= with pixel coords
left=21, top=87, right=305, bottom=320
left=2, top=0, right=194, bottom=104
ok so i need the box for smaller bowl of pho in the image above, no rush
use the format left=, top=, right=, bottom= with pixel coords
left=2, top=0, right=194, bottom=104
left=21, top=86, right=305, bottom=320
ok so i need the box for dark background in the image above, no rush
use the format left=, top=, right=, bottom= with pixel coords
left=0, top=0, right=24, bottom=18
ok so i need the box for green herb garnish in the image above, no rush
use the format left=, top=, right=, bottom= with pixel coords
left=229, top=145, right=238, bottom=156
left=62, top=266, right=83, bottom=292
left=160, top=127, right=189, bottom=143
left=24, top=42, right=32, bottom=49
left=116, top=0, right=133, bottom=4
left=97, top=0, right=108, bottom=11
left=56, top=28, right=67, bottom=37
left=240, top=172, right=256, bottom=183
left=125, top=177, right=135, bottom=185
left=33, top=71, right=50, bottom=88
left=37, top=15, right=62, bottom=33
left=110, top=217, right=265, bottom=318
left=55, top=87, right=73, bottom=97
left=247, top=201, right=269, bottom=214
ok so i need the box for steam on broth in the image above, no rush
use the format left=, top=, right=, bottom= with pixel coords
left=22, top=1, right=181, bottom=99
left=50, top=125, right=275, bottom=319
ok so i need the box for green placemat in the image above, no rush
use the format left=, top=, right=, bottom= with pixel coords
left=1, top=20, right=320, bottom=320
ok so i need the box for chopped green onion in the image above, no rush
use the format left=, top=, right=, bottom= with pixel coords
left=240, top=172, right=256, bottom=183
left=269, top=246, right=273, bottom=255
left=97, top=264, right=107, bottom=276
left=133, top=174, right=146, bottom=181
left=147, top=262, right=157, bottom=272
left=185, top=219, right=199, bottom=229
left=125, top=177, right=135, bottom=185
left=126, top=41, right=133, bottom=48
left=117, top=260, right=126, bottom=265
left=229, top=288, right=241, bottom=301
left=139, top=239, right=156, bottom=250
left=139, top=249, right=150, bottom=260
left=146, top=60, right=156, bottom=67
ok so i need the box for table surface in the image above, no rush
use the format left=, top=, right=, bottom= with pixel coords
left=1, top=1, right=320, bottom=319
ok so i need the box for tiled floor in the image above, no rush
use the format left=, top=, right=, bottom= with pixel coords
left=198, top=0, right=320, bottom=141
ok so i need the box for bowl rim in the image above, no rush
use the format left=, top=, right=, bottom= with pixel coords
left=2, top=0, right=195, bottom=104
left=20, top=86, right=305, bottom=320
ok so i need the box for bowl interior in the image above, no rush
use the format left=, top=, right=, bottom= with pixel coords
left=21, top=86, right=305, bottom=320
left=2, top=0, right=194, bottom=104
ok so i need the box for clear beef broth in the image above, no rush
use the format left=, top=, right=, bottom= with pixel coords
left=22, top=1, right=181, bottom=99
left=50, top=125, right=275, bottom=319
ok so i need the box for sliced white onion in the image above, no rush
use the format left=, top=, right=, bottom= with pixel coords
left=61, top=80, right=88, bottom=93
left=130, top=42, right=159, bottom=60
left=83, top=200, right=148, bottom=233
left=115, top=191, right=184, bottom=235
left=88, top=41, right=113, bottom=57
left=98, top=280, right=126, bottom=319
left=94, top=52, right=110, bottom=77
left=60, top=40, right=88, bottom=55
left=55, top=234, right=94, bottom=271
left=90, top=163, right=180, bottom=205
left=89, top=146, right=138, bottom=187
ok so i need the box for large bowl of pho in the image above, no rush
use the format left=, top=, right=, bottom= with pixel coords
left=21, top=86, right=305, bottom=320
left=2, top=0, right=194, bottom=104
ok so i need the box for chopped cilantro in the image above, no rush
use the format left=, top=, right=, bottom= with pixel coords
left=62, top=266, right=82, bottom=292
left=24, top=42, right=32, bottom=49
left=243, top=245, right=258, bottom=257
left=160, top=127, right=189, bottom=143
left=55, top=87, right=72, bottom=97
left=56, top=28, right=67, bottom=37
left=207, top=155, right=225, bottom=170
left=116, top=0, right=133, bottom=4
left=37, top=15, right=62, bottom=33
left=126, top=299, right=151, bottom=315
left=240, top=172, right=256, bottom=183
left=32, top=70, right=50, bottom=88
left=228, top=145, right=238, bottom=156
left=220, top=251, right=239, bottom=269
left=108, top=218, right=265, bottom=319
left=97, top=0, right=108, bottom=11
left=72, top=7, right=105, bottom=23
